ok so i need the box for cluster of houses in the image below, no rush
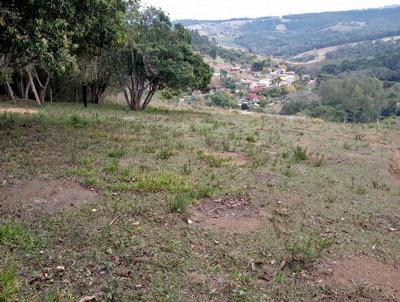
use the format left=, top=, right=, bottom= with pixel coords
left=206, top=64, right=303, bottom=107
left=188, top=61, right=314, bottom=110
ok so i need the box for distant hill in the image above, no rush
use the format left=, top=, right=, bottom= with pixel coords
left=176, top=7, right=400, bottom=57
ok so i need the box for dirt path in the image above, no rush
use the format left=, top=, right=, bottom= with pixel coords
left=0, top=108, right=39, bottom=114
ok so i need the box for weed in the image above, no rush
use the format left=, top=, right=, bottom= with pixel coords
left=312, top=153, right=325, bottom=167
left=83, top=177, right=97, bottom=186
left=143, top=144, right=157, bottom=153
left=157, top=148, right=175, bottom=160
left=0, top=267, right=19, bottom=302
left=0, top=222, right=40, bottom=250
left=203, top=155, right=224, bottom=168
left=292, top=146, right=307, bottom=162
left=169, top=193, right=195, bottom=213
left=284, top=232, right=331, bottom=272
left=134, top=171, right=194, bottom=194
left=182, top=160, right=193, bottom=175
left=103, top=160, right=119, bottom=174
left=343, top=142, right=352, bottom=150
left=111, top=182, right=131, bottom=191
left=246, top=135, right=256, bottom=143
left=108, top=148, right=125, bottom=159
left=66, top=166, right=94, bottom=177
left=355, top=185, right=367, bottom=195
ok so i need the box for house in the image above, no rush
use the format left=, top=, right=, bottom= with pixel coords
left=246, top=94, right=260, bottom=102
left=259, top=78, right=272, bottom=87
left=230, top=66, right=241, bottom=73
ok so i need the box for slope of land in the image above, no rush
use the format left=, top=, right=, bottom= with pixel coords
left=288, top=35, right=400, bottom=65
left=1, top=102, right=399, bottom=301
left=178, top=6, right=400, bottom=57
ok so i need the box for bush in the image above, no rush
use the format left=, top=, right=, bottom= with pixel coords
left=208, top=92, right=238, bottom=108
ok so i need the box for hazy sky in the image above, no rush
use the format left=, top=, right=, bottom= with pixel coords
left=142, top=0, right=400, bottom=20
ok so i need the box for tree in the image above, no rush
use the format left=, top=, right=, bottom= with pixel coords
left=0, top=0, right=126, bottom=105
left=251, top=60, right=267, bottom=72
left=318, top=75, right=387, bottom=122
left=113, top=8, right=211, bottom=111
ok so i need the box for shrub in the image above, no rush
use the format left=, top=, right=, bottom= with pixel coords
left=284, top=232, right=331, bottom=272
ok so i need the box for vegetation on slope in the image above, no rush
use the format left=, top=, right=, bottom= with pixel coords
left=0, top=103, right=399, bottom=301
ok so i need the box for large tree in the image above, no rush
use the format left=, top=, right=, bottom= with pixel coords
left=113, top=8, right=212, bottom=111
left=0, top=0, right=126, bottom=105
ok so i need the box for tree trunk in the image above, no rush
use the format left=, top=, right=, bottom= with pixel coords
left=5, top=82, right=15, bottom=102
left=82, top=83, right=88, bottom=107
left=24, top=81, right=31, bottom=99
left=142, top=89, right=156, bottom=111
left=122, top=87, right=132, bottom=109
left=39, top=72, right=50, bottom=104
left=26, top=69, right=41, bottom=106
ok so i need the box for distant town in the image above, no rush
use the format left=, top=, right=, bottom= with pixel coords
left=185, top=59, right=313, bottom=112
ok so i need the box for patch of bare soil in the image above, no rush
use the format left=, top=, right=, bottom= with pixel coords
left=0, top=107, right=39, bottom=114
left=206, top=152, right=249, bottom=167
left=327, top=257, right=400, bottom=295
left=390, top=149, right=400, bottom=181
left=189, top=196, right=263, bottom=233
left=1, top=179, right=98, bottom=213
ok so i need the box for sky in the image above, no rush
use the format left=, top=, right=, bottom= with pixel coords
left=141, top=0, right=400, bottom=20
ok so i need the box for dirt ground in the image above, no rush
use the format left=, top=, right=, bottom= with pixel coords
left=188, top=195, right=263, bottom=233
left=323, top=257, right=400, bottom=297
left=390, top=149, right=400, bottom=181
left=1, top=179, right=98, bottom=214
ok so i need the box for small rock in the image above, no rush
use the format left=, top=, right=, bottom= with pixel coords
left=187, top=219, right=194, bottom=225
left=56, top=266, right=65, bottom=272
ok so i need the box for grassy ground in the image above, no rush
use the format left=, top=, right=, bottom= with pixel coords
left=0, top=101, right=399, bottom=301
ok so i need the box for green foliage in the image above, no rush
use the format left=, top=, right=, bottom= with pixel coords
left=169, top=193, right=195, bottom=213
left=113, top=9, right=212, bottom=111
left=208, top=92, right=238, bottom=108
left=157, top=148, right=175, bottom=160
left=0, top=222, right=40, bottom=250
left=285, top=232, right=331, bottom=272
left=190, top=30, right=256, bottom=66
left=133, top=171, right=194, bottom=194
left=317, top=75, right=387, bottom=123
left=0, top=0, right=126, bottom=75
left=108, top=148, right=126, bottom=159
left=292, top=146, right=307, bottom=162
left=0, top=267, right=19, bottom=302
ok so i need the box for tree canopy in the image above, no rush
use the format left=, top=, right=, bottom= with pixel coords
left=0, top=1, right=211, bottom=111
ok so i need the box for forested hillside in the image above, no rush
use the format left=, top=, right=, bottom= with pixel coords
left=178, top=7, right=400, bottom=57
